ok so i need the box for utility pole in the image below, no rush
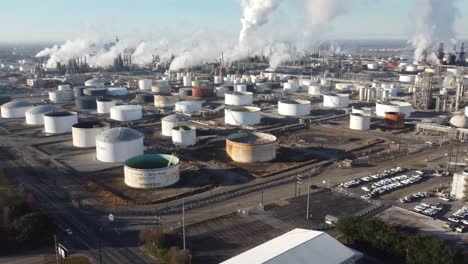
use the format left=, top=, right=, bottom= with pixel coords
left=261, top=187, right=264, bottom=208
left=306, top=174, right=311, bottom=220
left=182, top=198, right=186, bottom=251
left=54, top=234, right=59, bottom=264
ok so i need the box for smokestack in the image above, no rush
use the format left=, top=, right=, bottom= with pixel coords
left=458, top=42, right=465, bottom=65
left=436, top=42, right=445, bottom=63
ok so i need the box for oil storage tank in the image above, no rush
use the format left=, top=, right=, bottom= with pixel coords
left=72, top=121, right=109, bottom=148
left=75, top=96, right=98, bottom=110
left=375, top=101, right=412, bottom=117
left=192, top=87, right=214, bottom=98
left=308, top=85, right=322, bottom=96
left=25, top=105, right=63, bottom=125
left=154, top=94, right=179, bottom=108
left=384, top=112, right=405, bottom=129
left=138, top=79, right=152, bottom=91
left=278, top=99, right=311, bottom=116
left=73, top=86, right=86, bottom=97
left=97, top=98, right=116, bottom=114
left=152, top=85, right=171, bottom=94
left=161, top=114, right=191, bottom=137
left=43, top=111, right=78, bottom=134
left=349, top=113, right=371, bottom=130
left=85, top=78, right=106, bottom=87
left=107, top=87, right=128, bottom=96
left=175, top=101, right=202, bottom=113
left=84, top=88, right=107, bottom=96
left=226, top=132, right=277, bottom=163
left=124, top=154, right=180, bottom=188
left=172, top=126, right=196, bottom=146
left=225, top=91, right=253, bottom=106
left=49, top=90, right=74, bottom=102
left=96, top=127, right=144, bottom=163
left=225, top=106, right=261, bottom=126
left=110, top=105, right=143, bottom=121
left=323, top=93, right=349, bottom=108
left=1, top=100, right=33, bottom=118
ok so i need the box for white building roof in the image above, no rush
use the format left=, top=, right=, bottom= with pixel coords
left=221, top=228, right=361, bottom=264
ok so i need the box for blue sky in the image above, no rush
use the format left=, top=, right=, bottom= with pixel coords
left=1, top=0, right=467, bottom=43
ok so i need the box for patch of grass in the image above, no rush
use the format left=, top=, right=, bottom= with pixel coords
left=411, top=163, right=427, bottom=168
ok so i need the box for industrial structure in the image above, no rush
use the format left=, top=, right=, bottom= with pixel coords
left=124, top=154, right=180, bottom=189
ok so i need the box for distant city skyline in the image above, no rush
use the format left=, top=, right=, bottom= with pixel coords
left=1, top=0, right=467, bottom=43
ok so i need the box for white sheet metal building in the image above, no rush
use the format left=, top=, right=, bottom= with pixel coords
left=222, top=228, right=362, bottom=264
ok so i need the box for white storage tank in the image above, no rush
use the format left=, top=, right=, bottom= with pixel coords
left=349, top=113, right=371, bottom=130
left=375, top=101, right=413, bottom=117
left=352, top=107, right=372, bottom=116
left=85, top=78, right=106, bottom=87
left=25, top=105, right=63, bottom=125
left=215, top=86, right=228, bottom=98
left=161, top=114, right=191, bottom=137
left=214, top=76, right=223, bottom=85
left=367, top=63, right=378, bottom=70
left=225, top=91, right=253, bottom=106
left=107, top=87, right=128, bottom=96
left=405, top=65, right=418, bottom=73
left=172, top=126, right=196, bottom=147
left=323, top=93, right=349, bottom=108
left=278, top=99, right=311, bottom=117
left=335, top=83, right=353, bottom=91
left=72, top=121, right=109, bottom=148
left=465, top=106, right=468, bottom=118
left=124, top=154, right=180, bottom=188
left=225, top=106, right=261, bottom=126
left=175, top=101, right=202, bottom=113
left=399, top=74, right=416, bottom=83
left=110, top=105, right=143, bottom=121
left=154, top=94, right=179, bottom=108
left=283, top=82, right=297, bottom=93
left=138, top=79, right=152, bottom=91
left=43, top=111, right=78, bottom=134
left=308, top=85, right=322, bottom=96
left=96, top=127, right=144, bottom=163
left=151, top=85, right=171, bottom=94
left=58, top=84, right=71, bottom=91
left=1, top=100, right=33, bottom=118
left=97, top=98, right=116, bottom=114
left=154, top=80, right=169, bottom=87
left=49, top=90, right=74, bottom=103
left=183, top=76, right=192, bottom=87
left=235, top=84, right=247, bottom=92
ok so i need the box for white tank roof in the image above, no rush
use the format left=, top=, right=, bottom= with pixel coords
left=450, top=114, right=468, bottom=128
left=162, top=114, right=191, bottom=122
left=2, top=100, right=33, bottom=109
left=96, top=127, right=143, bottom=143
left=26, top=105, right=62, bottom=114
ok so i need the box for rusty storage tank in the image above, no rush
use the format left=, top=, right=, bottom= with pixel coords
left=226, top=132, right=277, bottom=163
left=384, top=112, right=405, bottom=129
left=192, top=87, right=214, bottom=98
left=154, top=93, right=179, bottom=108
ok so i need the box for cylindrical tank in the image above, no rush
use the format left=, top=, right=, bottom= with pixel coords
left=323, top=94, right=349, bottom=108
left=335, top=83, right=353, bottom=91
left=83, top=88, right=107, bottom=96
left=384, top=112, right=405, bottom=129
left=124, top=154, right=180, bottom=188
left=138, top=79, right=152, bottom=91
left=226, top=132, right=277, bottom=163
left=375, top=101, right=412, bottom=117
left=25, top=105, right=63, bottom=125
left=175, top=101, right=202, bottom=113
left=465, top=106, right=468, bottom=118
left=110, top=105, right=143, bottom=121
left=1, top=100, right=33, bottom=118
left=399, top=74, right=416, bottom=83
left=85, top=79, right=106, bottom=87
left=358, top=86, right=367, bottom=101
left=152, top=85, right=172, bottom=94
left=43, top=111, right=78, bottom=134
left=349, top=113, right=371, bottom=130
left=235, top=84, right=247, bottom=92
left=225, top=106, right=261, bottom=126
left=283, top=82, right=297, bottom=93
left=183, top=76, right=192, bottom=87
left=216, top=86, right=228, bottom=98
left=179, top=88, right=193, bottom=97
left=75, top=96, right=98, bottom=110
left=96, top=127, right=144, bottom=163
left=192, top=87, right=214, bottom=98
left=72, top=121, right=109, bottom=148
left=367, top=63, right=378, bottom=70
left=405, top=65, right=418, bottom=73
left=58, top=84, right=71, bottom=91
left=49, top=90, right=74, bottom=102
left=73, top=86, right=86, bottom=97
left=352, top=107, right=372, bottom=116
left=278, top=99, right=311, bottom=116
left=135, top=93, right=154, bottom=103
left=154, top=94, right=179, bottom=108
left=96, top=98, right=116, bottom=114
left=308, top=85, right=322, bottom=96
left=172, top=126, right=196, bottom=147
left=225, top=91, right=253, bottom=106
left=107, top=87, right=128, bottom=96
left=214, top=76, right=223, bottom=85
left=161, top=114, right=191, bottom=137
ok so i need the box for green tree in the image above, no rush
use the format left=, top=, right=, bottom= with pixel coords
left=12, top=212, right=55, bottom=248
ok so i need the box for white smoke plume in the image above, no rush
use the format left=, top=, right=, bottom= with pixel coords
left=239, top=0, right=282, bottom=49
left=411, top=0, right=459, bottom=62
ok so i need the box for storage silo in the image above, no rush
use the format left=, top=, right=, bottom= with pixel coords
left=138, top=79, right=152, bottom=91
left=58, top=84, right=71, bottom=91
left=225, top=106, right=261, bottom=126
left=49, top=90, right=74, bottom=103
left=154, top=94, right=179, bottom=108
left=152, top=85, right=171, bottom=94
left=175, top=101, right=202, bottom=113
left=216, top=86, right=228, bottom=98
left=1, top=100, right=33, bottom=118
left=225, top=91, right=253, bottom=106
left=110, top=105, right=143, bottom=121
left=72, top=121, right=109, bottom=148
left=179, top=88, right=193, bottom=97
left=83, top=88, right=107, bottom=96
left=85, top=78, right=106, bottom=87
left=73, top=86, right=86, bottom=97
left=375, top=101, right=412, bottom=117
left=43, top=111, right=78, bottom=134
left=349, top=113, right=371, bottom=130
left=161, top=114, right=191, bottom=137
left=124, top=154, right=180, bottom=188
left=226, top=132, right=277, bottom=163
left=235, top=84, right=247, bottom=92
left=96, top=98, right=116, bottom=114
left=183, top=76, right=192, bottom=87
left=192, top=87, right=214, bottom=98
left=172, top=126, right=196, bottom=146
left=75, top=96, right=98, bottom=110
left=96, top=127, right=144, bottom=163
left=135, top=93, right=154, bottom=103
left=399, top=74, right=416, bottom=83
left=323, top=93, right=349, bottom=108
left=278, top=99, right=311, bottom=116
left=107, top=87, right=128, bottom=96
left=25, top=105, right=63, bottom=125
left=308, top=85, right=322, bottom=96
left=214, top=76, right=223, bottom=85
left=283, top=82, right=297, bottom=93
